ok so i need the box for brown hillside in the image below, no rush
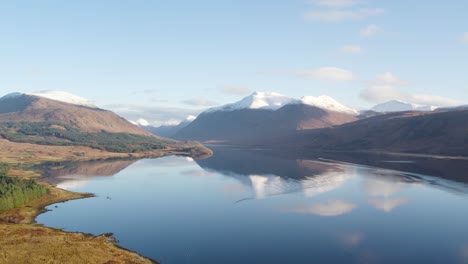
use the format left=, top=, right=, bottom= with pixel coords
left=291, top=109, right=468, bottom=156
left=0, top=94, right=155, bottom=137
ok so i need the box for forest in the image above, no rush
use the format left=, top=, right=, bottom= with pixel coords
left=0, top=122, right=167, bottom=153
left=0, top=164, right=49, bottom=213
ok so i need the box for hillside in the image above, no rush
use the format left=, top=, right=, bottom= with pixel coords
left=292, top=109, right=468, bottom=157
left=0, top=93, right=154, bottom=136
left=0, top=92, right=211, bottom=159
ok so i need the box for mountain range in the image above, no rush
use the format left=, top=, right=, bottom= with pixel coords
left=173, top=92, right=359, bottom=144
left=0, top=91, right=211, bottom=159
left=141, top=91, right=467, bottom=157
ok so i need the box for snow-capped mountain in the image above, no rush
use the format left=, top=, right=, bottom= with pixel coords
left=371, top=100, right=437, bottom=113
left=205, top=92, right=358, bottom=115
left=206, top=92, right=295, bottom=113
left=299, top=95, right=358, bottom=115
left=2, top=90, right=95, bottom=108
left=173, top=92, right=358, bottom=143
left=26, top=90, right=96, bottom=107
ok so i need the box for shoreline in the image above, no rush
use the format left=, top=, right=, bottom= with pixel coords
left=0, top=142, right=213, bottom=263
left=0, top=169, right=158, bottom=263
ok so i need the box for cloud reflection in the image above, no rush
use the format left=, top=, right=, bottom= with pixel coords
left=289, top=200, right=357, bottom=217
left=56, top=178, right=89, bottom=190
left=249, top=175, right=282, bottom=199
left=363, top=177, right=407, bottom=197
left=302, top=172, right=350, bottom=197
left=337, top=232, right=364, bottom=249
left=368, top=198, right=408, bottom=212
left=460, top=244, right=468, bottom=264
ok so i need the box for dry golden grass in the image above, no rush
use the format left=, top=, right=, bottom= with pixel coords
left=0, top=223, right=155, bottom=264
left=0, top=177, right=156, bottom=264
left=0, top=138, right=212, bottom=165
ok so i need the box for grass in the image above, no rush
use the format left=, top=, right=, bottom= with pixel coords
left=0, top=163, right=157, bottom=264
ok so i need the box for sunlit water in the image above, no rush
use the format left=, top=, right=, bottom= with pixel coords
left=36, top=147, right=468, bottom=264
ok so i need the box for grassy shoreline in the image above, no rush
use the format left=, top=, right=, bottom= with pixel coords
left=0, top=140, right=213, bottom=263
left=0, top=166, right=158, bottom=263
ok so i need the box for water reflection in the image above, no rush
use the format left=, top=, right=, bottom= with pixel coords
left=288, top=200, right=357, bottom=216
left=35, top=159, right=137, bottom=188
left=34, top=146, right=468, bottom=264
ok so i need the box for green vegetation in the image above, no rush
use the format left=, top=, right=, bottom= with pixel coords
left=0, top=164, right=49, bottom=213
left=0, top=122, right=167, bottom=153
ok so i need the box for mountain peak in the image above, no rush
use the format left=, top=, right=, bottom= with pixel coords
left=205, top=91, right=295, bottom=113
left=300, top=95, right=358, bottom=115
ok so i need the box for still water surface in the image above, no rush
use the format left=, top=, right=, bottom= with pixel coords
left=36, top=147, right=468, bottom=264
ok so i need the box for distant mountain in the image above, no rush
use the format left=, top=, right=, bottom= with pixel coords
left=371, top=100, right=438, bottom=112
left=0, top=91, right=212, bottom=157
left=174, top=92, right=358, bottom=143
left=144, top=119, right=192, bottom=138
left=289, top=109, right=468, bottom=157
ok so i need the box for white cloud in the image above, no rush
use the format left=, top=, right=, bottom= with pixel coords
left=360, top=24, right=382, bottom=36
left=135, top=118, right=150, bottom=126
left=361, top=72, right=463, bottom=106
left=309, top=0, right=358, bottom=8
left=292, top=67, right=355, bottom=81
left=462, top=32, right=468, bottom=44
left=369, top=72, right=407, bottom=86
left=162, top=119, right=182, bottom=126
left=186, top=115, right=197, bottom=122
left=304, top=8, right=384, bottom=22
left=181, top=98, right=219, bottom=107
left=340, top=45, right=364, bottom=54
left=220, top=85, right=251, bottom=95
left=289, top=200, right=356, bottom=216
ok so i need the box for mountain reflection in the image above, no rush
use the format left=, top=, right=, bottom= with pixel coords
left=197, top=146, right=468, bottom=199
left=35, top=159, right=137, bottom=189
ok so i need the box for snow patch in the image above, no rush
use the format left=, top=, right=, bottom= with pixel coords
left=204, top=91, right=357, bottom=115
left=205, top=92, right=295, bottom=113
left=300, top=95, right=359, bottom=115
left=25, top=90, right=95, bottom=107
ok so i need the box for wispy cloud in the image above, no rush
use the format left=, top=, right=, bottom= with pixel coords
left=360, top=24, right=382, bottom=36
left=304, top=8, right=384, bottom=22
left=340, top=45, right=364, bottom=54
left=105, top=103, right=203, bottom=126
left=360, top=72, right=463, bottom=106
left=368, top=72, right=407, bottom=86
left=292, top=67, right=355, bottom=81
left=462, top=32, right=468, bottom=44
left=181, top=98, right=219, bottom=107
left=309, top=0, right=358, bottom=8
left=220, top=85, right=251, bottom=95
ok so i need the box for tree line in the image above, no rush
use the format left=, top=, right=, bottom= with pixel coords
left=0, top=164, right=49, bottom=213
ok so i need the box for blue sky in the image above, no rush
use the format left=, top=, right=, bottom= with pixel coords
left=1, top=0, right=467, bottom=125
